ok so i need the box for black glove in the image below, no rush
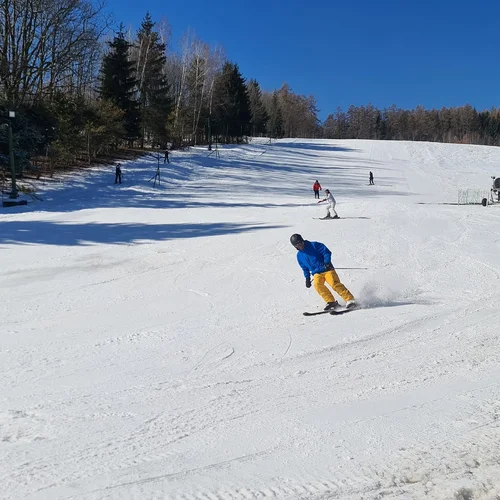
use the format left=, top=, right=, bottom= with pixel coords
left=305, top=277, right=312, bottom=288
left=325, top=262, right=334, bottom=271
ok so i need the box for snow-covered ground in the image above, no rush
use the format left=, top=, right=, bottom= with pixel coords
left=1, top=139, right=500, bottom=500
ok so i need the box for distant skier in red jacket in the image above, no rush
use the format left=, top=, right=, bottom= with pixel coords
left=313, top=180, right=322, bottom=199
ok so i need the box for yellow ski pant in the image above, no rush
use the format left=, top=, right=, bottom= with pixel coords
left=313, top=269, right=354, bottom=303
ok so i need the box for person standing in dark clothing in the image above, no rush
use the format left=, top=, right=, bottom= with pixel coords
left=369, top=171, right=374, bottom=185
left=115, top=164, right=122, bottom=184
left=164, top=149, right=170, bottom=164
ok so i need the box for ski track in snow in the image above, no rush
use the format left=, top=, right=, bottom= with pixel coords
left=1, top=139, right=500, bottom=499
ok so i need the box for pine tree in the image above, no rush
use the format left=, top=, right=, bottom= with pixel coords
left=247, top=79, right=268, bottom=136
left=135, top=13, right=172, bottom=147
left=266, top=92, right=283, bottom=139
left=99, top=25, right=140, bottom=142
left=212, top=62, right=251, bottom=142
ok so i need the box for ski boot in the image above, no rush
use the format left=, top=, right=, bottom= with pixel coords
left=324, top=301, right=341, bottom=311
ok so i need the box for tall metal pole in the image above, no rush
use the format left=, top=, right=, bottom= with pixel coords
left=8, top=111, right=17, bottom=199
left=207, top=115, right=212, bottom=151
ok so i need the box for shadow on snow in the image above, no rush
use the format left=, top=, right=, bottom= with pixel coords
left=0, top=220, right=286, bottom=246
left=274, top=141, right=359, bottom=153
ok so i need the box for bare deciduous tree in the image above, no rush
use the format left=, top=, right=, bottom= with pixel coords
left=0, top=0, right=109, bottom=105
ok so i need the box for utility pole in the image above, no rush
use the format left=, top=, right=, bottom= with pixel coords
left=8, top=111, right=17, bottom=198
left=207, top=115, right=212, bottom=151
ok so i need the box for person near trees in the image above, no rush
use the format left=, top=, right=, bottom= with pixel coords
left=115, top=164, right=122, bottom=184
left=164, top=149, right=170, bottom=164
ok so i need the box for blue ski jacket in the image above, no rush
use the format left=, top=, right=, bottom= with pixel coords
left=296, top=240, right=333, bottom=278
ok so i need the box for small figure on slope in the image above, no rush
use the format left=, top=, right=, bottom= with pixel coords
left=317, top=189, right=339, bottom=219
left=290, top=233, right=356, bottom=311
left=369, top=171, right=374, bottom=185
left=115, top=164, right=122, bottom=184
left=312, top=180, right=322, bottom=199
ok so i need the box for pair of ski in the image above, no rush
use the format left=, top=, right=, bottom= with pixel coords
left=313, top=217, right=340, bottom=220
left=303, top=306, right=358, bottom=317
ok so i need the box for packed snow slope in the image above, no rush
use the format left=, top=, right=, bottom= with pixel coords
left=1, top=139, right=500, bottom=500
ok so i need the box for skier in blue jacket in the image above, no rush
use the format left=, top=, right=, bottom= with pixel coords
left=290, top=233, right=356, bottom=310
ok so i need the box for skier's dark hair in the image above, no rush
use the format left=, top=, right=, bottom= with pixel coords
left=290, top=234, right=304, bottom=247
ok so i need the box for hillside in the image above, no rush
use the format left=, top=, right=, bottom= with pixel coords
left=1, top=139, right=500, bottom=500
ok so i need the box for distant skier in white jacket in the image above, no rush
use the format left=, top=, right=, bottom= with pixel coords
left=317, top=189, right=339, bottom=219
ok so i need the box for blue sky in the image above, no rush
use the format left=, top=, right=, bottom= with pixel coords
left=104, top=0, right=499, bottom=121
